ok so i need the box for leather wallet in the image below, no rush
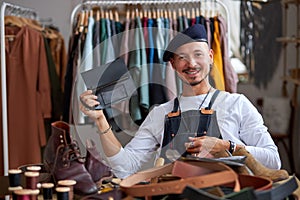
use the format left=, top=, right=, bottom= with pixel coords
left=81, top=57, right=137, bottom=110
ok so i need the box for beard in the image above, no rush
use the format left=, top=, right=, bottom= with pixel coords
left=182, top=69, right=210, bottom=86
left=189, top=80, right=203, bottom=86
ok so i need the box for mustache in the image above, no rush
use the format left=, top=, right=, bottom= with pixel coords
left=182, top=67, right=201, bottom=73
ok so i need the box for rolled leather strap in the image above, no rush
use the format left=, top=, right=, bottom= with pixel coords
left=120, top=160, right=240, bottom=197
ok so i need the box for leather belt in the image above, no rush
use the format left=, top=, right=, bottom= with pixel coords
left=119, top=160, right=240, bottom=197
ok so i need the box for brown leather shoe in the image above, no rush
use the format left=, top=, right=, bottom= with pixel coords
left=85, top=139, right=113, bottom=187
left=43, top=121, right=98, bottom=195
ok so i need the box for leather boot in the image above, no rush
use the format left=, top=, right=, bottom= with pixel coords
left=85, top=139, right=113, bottom=187
left=232, top=147, right=289, bottom=182
left=43, top=121, right=98, bottom=195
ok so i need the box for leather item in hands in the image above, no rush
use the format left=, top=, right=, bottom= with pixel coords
left=81, top=57, right=137, bottom=110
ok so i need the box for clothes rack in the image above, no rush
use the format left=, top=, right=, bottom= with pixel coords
left=70, top=0, right=230, bottom=52
left=0, top=2, right=39, bottom=176
left=64, top=0, right=235, bottom=126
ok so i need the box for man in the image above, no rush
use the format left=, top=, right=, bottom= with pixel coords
left=79, top=24, right=287, bottom=181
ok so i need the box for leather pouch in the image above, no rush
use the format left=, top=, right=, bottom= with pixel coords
left=81, top=57, right=137, bottom=110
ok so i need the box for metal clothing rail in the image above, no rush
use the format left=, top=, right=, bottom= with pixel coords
left=70, top=0, right=231, bottom=52
left=0, top=2, right=38, bottom=176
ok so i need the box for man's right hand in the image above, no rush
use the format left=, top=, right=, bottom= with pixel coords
left=79, top=90, right=104, bottom=121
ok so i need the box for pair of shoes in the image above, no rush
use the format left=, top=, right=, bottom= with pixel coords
left=43, top=121, right=112, bottom=195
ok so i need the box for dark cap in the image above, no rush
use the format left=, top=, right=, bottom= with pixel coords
left=163, top=24, right=208, bottom=62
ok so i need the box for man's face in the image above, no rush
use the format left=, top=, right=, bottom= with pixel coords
left=170, top=42, right=213, bottom=86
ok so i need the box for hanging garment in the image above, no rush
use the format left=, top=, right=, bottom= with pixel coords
left=165, top=17, right=178, bottom=100
left=218, top=16, right=238, bottom=93
left=75, top=16, right=95, bottom=124
left=46, top=29, right=67, bottom=92
left=3, top=25, right=51, bottom=168
left=105, top=18, right=116, bottom=63
left=93, top=18, right=102, bottom=67
left=119, top=17, right=130, bottom=64
left=100, top=18, right=108, bottom=65
left=150, top=19, right=168, bottom=107
left=43, top=37, right=64, bottom=129
left=63, top=31, right=82, bottom=122
left=252, top=2, right=282, bottom=88
left=211, top=17, right=225, bottom=91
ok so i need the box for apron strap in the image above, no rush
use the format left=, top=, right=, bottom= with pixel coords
left=207, top=90, right=220, bottom=110
left=171, top=89, right=220, bottom=113
left=172, top=97, right=180, bottom=113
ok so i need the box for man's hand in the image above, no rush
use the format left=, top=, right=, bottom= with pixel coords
left=185, top=136, right=229, bottom=158
left=79, top=90, right=104, bottom=121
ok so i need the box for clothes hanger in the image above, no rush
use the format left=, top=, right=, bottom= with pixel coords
left=43, top=27, right=58, bottom=39
left=134, top=8, right=140, bottom=19
left=114, top=9, right=119, bottom=22
left=196, top=4, right=200, bottom=18
left=143, top=8, right=147, bottom=18
left=168, top=8, right=172, bottom=21
left=192, top=7, right=196, bottom=19
left=156, top=8, right=160, bottom=19
left=152, top=7, right=156, bottom=19
left=172, top=8, right=177, bottom=21
left=77, top=10, right=85, bottom=33
left=138, top=7, right=143, bottom=19
left=5, top=15, right=44, bottom=33
left=148, top=9, right=152, bottom=19
left=178, top=8, right=182, bottom=17
left=23, top=18, right=44, bottom=32
left=105, top=9, right=109, bottom=19
left=182, top=8, right=187, bottom=18
left=96, top=8, right=100, bottom=21
left=126, top=7, right=130, bottom=20
left=100, top=7, right=104, bottom=20
left=4, top=15, right=24, bottom=28
left=83, top=10, right=89, bottom=33
left=131, top=7, right=135, bottom=20
left=89, top=8, right=93, bottom=19
left=164, top=9, right=168, bottom=19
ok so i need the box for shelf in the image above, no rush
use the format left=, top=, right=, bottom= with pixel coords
left=282, top=0, right=300, bottom=4
left=282, top=76, right=300, bottom=85
left=276, top=37, right=300, bottom=44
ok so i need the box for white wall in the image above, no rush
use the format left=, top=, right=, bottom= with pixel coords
left=0, top=0, right=80, bottom=48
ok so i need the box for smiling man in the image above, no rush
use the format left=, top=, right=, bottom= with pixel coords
left=79, top=24, right=288, bottom=181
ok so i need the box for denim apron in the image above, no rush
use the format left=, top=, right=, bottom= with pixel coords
left=161, top=90, right=221, bottom=163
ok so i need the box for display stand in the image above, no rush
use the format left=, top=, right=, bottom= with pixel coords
left=0, top=2, right=38, bottom=176
left=276, top=0, right=300, bottom=174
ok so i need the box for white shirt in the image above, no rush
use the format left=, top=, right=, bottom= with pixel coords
left=107, top=90, right=281, bottom=178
